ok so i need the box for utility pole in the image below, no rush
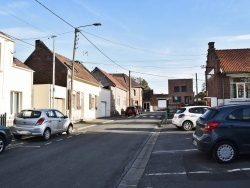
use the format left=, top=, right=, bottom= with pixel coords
left=52, top=36, right=56, bottom=109
left=129, top=70, right=131, bottom=106
left=69, top=23, right=101, bottom=120
left=196, top=73, right=198, bottom=95
left=69, top=28, right=79, bottom=120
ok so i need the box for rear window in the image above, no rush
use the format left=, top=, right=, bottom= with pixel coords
left=176, top=108, right=186, bottom=114
left=17, top=110, right=41, bottom=118
left=199, top=109, right=217, bottom=121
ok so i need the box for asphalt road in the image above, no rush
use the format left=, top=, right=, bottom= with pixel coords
left=138, top=123, right=250, bottom=188
left=0, top=112, right=163, bottom=188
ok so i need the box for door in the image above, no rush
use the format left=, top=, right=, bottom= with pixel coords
left=101, top=102, right=106, bottom=117
left=54, top=110, right=67, bottom=132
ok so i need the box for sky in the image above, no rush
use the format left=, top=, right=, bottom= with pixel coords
left=1, top=0, right=250, bottom=94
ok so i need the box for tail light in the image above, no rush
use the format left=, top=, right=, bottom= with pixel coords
left=36, top=117, right=45, bottom=125
left=178, top=114, right=185, bottom=118
left=204, top=121, right=219, bottom=133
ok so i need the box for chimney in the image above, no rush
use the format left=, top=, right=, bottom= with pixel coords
left=208, top=42, right=215, bottom=50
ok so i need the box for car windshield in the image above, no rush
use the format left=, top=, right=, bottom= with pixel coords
left=17, top=110, right=41, bottom=118
left=199, top=109, right=217, bottom=120
left=176, top=108, right=186, bottom=114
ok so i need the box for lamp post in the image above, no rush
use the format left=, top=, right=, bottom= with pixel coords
left=69, top=23, right=101, bottom=120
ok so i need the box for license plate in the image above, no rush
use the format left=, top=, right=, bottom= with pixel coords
left=193, top=140, right=197, bottom=146
left=17, top=130, right=30, bottom=135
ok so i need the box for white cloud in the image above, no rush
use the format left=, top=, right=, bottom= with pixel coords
left=211, top=34, right=250, bottom=42
left=7, top=1, right=29, bottom=9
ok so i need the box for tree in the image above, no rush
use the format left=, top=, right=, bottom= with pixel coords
left=132, top=77, right=151, bottom=90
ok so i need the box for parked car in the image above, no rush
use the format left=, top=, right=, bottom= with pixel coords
left=0, top=125, right=13, bottom=154
left=193, top=104, right=250, bottom=163
left=12, top=109, right=73, bottom=141
left=135, top=105, right=143, bottom=114
left=125, top=106, right=138, bottom=116
left=172, top=106, right=208, bottom=131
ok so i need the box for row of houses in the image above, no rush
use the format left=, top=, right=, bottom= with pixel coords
left=2, top=30, right=250, bottom=126
left=0, top=32, right=143, bottom=126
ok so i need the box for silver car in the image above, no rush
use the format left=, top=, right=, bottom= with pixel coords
left=12, top=109, right=73, bottom=141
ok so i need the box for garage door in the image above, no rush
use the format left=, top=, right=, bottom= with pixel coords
left=101, top=102, right=106, bottom=117
left=158, top=99, right=166, bottom=108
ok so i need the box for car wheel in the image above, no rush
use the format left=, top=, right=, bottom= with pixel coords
left=13, top=135, right=22, bottom=139
left=66, top=125, right=73, bottom=134
left=43, top=128, right=51, bottom=141
left=182, top=121, right=193, bottom=131
left=0, top=136, right=6, bottom=154
left=212, top=141, right=237, bottom=164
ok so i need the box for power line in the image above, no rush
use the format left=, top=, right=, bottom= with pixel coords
left=0, top=8, right=50, bottom=35
left=82, top=30, right=206, bottom=57
left=35, top=0, right=75, bottom=29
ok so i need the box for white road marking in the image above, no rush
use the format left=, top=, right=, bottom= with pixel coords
left=44, top=142, right=52, bottom=145
left=153, top=149, right=198, bottom=154
left=67, top=136, right=72, bottom=138
left=146, top=168, right=250, bottom=176
left=150, top=116, right=154, bottom=118
left=56, top=139, right=63, bottom=142
left=102, top=120, right=114, bottom=124
left=77, top=124, right=96, bottom=131
left=19, top=145, right=41, bottom=148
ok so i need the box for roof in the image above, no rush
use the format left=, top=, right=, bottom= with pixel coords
left=13, top=57, right=33, bottom=71
left=92, top=67, right=127, bottom=91
left=215, top=49, right=250, bottom=73
left=110, top=73, right=141, bottom=89
left=55, top=53, right=100, bottom=86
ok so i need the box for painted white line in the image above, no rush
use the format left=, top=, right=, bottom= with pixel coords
left=77, top=124, right=96, bottom=131
left=67, top=136, right=72, bottom=138
left=102, top=120, right=114, bottom=124
left=44, top=142, right=52, bottom=145
left=56, top=139, right=63, bottom=142
left=150, top=116, right=154, bottom=118
left=142, top=116, right=147, bottom=118
left=153, top=149, right=198, bottom=154
left=20, top=146, right=41, bottom=148
left=157, top=116, right=161, bottom=118
left=146, top=168, right=250, bottom=176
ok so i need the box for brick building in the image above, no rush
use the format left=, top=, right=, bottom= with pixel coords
left=206, top=42, right=250, bottom=106
left=168, top=79, right=194, bottom=111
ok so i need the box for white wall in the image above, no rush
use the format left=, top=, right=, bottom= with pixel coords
left=0, top=34, right=33, bottom=126
left=72, top=79, right=110, bottom=121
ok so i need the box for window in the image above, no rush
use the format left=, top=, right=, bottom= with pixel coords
left=54, top=110, right=64, bottom=118
left=189, top=107, right=203, bottom=114
left=10, top=91, right=21, bottom=115
left=133, top=89, right=136, bottom=96
left=226, top=108, right=250, bottom=121
left=174, top=86, right=179, bottom=92
left=230, top=77, right=250, bottom=98
left=181, top=86, right=187, bottom=92
left=72, top=94, right=76, bottom=109
left=173, top=96, right=181, bottom=102
left=89, top=94, right=95, bottom=110
left=117, top=96, right=120, bottom=106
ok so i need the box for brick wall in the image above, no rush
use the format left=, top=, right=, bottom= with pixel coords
left=24, top=40, right=68, bottom=87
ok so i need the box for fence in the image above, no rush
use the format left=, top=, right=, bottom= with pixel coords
left=0, top=113, right=6, bottom=126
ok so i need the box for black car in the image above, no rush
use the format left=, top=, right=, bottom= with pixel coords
left=193, top=104, right=250, bottom=163
left=0, top=126, right=13, bottom=154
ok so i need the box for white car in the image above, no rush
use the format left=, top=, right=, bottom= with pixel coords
left=172, top=106, right=208, bottom=131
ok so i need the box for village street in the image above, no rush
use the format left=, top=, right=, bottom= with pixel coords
left=2, top=112, right=250, bottom=188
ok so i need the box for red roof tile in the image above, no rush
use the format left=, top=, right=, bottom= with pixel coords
left=13, top=57, right=33, bottom=71
left=93, top=68, right=127, bottom=91
left=55, top=53, right=100, bottom=86
left=110, top=73, right=141, bottom=89
left=216, top=49, right=250, bottom=73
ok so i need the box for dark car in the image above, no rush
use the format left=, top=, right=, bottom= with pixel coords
left=0, top=126, right=13, bottom=154
left=135, top=105, right=143, bottom=115
left=125, top=106, right=138, bottom=116
left=193, top=104, right=250, bottom=163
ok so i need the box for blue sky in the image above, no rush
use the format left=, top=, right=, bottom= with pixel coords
left=1, top=0, right=250, bottom=94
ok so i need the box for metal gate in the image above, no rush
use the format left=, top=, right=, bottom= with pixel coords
left=0, top=113, right=6, bottom=126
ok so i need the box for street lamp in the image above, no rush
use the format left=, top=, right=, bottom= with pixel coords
left=69, top=23, right=101, bottom=120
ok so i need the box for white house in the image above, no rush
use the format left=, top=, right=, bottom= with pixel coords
left=0, top=32, right=34, bottom=126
